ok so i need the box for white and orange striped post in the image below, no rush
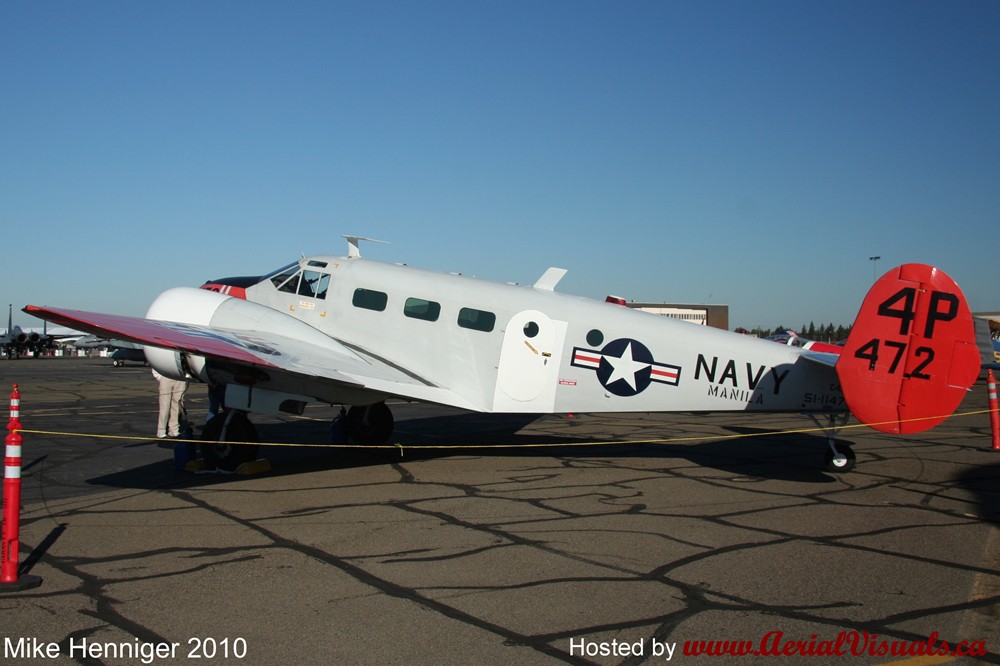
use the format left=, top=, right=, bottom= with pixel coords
left=1, top=385, right=41, bottom=591
left=988, top=370, right=1000, bottom=451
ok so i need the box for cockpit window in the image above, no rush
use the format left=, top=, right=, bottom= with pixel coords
left=264, top=262, right=298, bottom=282
left=264, top=263, right=332, bottom=300
left=277, top=271, right=300, bottom=294
left=298, top=270, right=330, bottom=299
left=269, top=265, right=300, bottom=291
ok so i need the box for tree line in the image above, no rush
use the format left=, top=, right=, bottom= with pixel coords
left=739, top=322, right=852, bottom=342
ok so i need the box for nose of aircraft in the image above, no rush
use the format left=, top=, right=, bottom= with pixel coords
left=200, top=276, right=257, bottom=299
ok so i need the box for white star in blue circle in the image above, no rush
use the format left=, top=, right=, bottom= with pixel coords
left=596, top=339, right=655, bottom=396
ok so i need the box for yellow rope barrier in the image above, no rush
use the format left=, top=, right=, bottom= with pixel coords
left=13, top=408, right=996, bottom=453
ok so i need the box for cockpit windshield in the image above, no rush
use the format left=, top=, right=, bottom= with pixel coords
left=263, top=262, right=298, bottom=283
left=265, top=261, right=332, bottom=300
left=270, top=265, right=300, bottom=292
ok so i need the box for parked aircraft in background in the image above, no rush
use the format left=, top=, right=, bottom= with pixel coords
left=766, top=330, right=845, bottom=354
left=1, top=305, right=76, bottom=358
left=73, top=334, right=148, bottom=366
left=25, top=237, right=989, bottom=473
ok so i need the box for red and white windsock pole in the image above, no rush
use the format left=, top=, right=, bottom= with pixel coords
left=2, top=385, right=41, bottom=591
left=988, top=370, right=1000, bottom=451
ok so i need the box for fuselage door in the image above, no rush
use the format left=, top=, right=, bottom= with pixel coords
left=495, top=309, right=566, bottom=410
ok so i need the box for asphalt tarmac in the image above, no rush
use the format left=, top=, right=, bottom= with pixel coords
left=1, top=357, right=998, bottom=665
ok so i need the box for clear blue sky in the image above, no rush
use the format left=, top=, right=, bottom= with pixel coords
left=3, top=0, right=998, bottom=331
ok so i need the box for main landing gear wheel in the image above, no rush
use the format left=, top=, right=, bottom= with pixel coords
left=200, top=411, right=260, bottom=472
left=825, top=442, right=856, bottom=473
left=346, top=402, right=394, bottom=445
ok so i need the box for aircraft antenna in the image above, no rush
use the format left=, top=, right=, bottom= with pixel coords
left=533, top=267, right=568, bottom=291
left=343, top=235, right=388, bottom=258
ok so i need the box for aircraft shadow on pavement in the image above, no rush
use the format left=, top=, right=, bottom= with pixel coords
left=88, top=416, right=841, bottom=490
left=686, top=426, right=844, bottom=483
left=955, top=459, right=1000, bottom=524
left=388, top=416, right=840, bottom=483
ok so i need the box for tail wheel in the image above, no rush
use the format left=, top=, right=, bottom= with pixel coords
left=825, top=442, right=856, bottom=473
left=346, top=403, right=394, bottom=445
left=201, top=411, right=260, bottom=472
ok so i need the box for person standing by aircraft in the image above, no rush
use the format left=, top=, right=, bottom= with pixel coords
left=152, top=368, right=188, bottom=438
left=206, top=382, right=225, bottom=422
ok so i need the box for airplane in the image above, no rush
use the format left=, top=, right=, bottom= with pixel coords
left=72, top=334, right=148, bottom=366
left=2, top=304, right=58, bottom=358
left=990, top=338, right=1000, bottom=370
left=765, top=330, right=844, bottom=354
left=24, top=237, right=990, bottom=474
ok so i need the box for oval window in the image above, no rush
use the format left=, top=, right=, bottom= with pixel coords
left=523, top=321, right=540, bottom=338
left=586, top=329, right=604, bottom=347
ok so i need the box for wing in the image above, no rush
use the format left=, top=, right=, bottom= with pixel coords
left=23, top=305, right=481, bottom=411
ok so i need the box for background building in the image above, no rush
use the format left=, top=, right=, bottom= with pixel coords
left=625, top=302, right=729, bottom=330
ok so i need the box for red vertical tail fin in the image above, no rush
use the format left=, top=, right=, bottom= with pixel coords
left=837, top=264, right=981, bottom=434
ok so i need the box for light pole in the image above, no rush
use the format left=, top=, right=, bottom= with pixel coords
left=869, top=256, right=881, bottom=283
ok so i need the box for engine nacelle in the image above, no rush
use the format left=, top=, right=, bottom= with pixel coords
left=142, top=286, right=343, bottom=385
left=143, top=347, right=189, bottom=380
left=143, top=288, right=232, bottom=382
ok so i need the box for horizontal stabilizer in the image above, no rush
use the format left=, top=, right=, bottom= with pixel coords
left=801, top=350, right=840, bottom=368
left=974, top=317, right=998, bottom=369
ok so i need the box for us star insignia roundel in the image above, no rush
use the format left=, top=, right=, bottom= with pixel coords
left=570, top=338, right=681, bottom=396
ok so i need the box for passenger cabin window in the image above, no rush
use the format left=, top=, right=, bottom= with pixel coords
left=457, top=307, right=496, bottom=332
left=353, top=288, right=388, bottom=312
left=404, top=298, right=441, bottom=322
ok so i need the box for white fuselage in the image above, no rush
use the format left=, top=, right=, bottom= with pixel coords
left=219, top=255, right=844, bottom=416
